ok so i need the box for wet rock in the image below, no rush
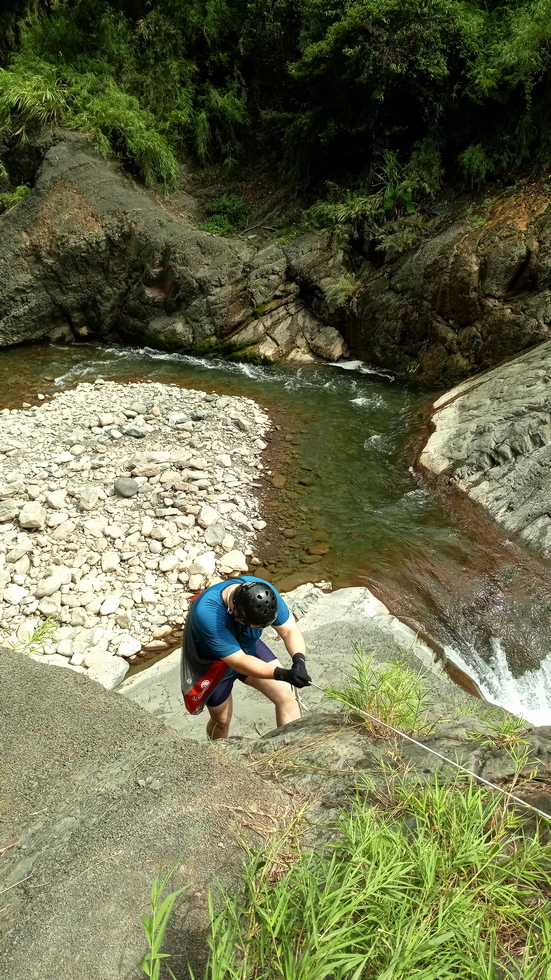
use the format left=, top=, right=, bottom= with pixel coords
left=308, top=543, right=330, bottom=555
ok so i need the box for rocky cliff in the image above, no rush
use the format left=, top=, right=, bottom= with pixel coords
left=4, top=133, right=551, bottom=384
left=0, top=133, right=345, bottom=363
left=344, top=179, right=551, bottom=383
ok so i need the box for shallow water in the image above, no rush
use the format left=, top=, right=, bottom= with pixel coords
left=3, top=340, right=551, bottom=724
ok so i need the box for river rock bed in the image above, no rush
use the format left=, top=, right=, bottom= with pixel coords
left=0, top=379, right=272, bottom=688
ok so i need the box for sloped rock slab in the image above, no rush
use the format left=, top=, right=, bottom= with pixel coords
left=0, top=648, right=285, bottom=980
left=419, top=339, right=551, bottom=555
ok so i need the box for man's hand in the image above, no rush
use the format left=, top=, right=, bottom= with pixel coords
left=273, top=654, right=312, bottom=688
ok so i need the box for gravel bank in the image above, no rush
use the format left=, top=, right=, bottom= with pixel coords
left=0, top=379, right=271, bottom=688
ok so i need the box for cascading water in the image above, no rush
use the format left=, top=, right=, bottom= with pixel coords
left=2, top=340, right=551, bottom=723
left=447, top=640, right=551, bottom=727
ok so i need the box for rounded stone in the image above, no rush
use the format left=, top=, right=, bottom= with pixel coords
left=114, top=478, right=139, bottom=498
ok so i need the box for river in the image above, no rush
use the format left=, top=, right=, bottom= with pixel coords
left=2, top=340, right=551, bottom=725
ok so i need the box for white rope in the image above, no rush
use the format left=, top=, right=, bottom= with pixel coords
left=307, top=683, right=551, bottom=823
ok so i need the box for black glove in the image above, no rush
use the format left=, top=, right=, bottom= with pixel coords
left=273, top=654, right=312, bottom=688
left=291, top=654, right=311, bottom=686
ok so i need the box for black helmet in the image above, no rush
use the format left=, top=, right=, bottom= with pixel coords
left=233, top=581, right=278, bottom=627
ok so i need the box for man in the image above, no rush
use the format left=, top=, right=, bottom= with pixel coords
left=181, top=576, right=311, bottom=740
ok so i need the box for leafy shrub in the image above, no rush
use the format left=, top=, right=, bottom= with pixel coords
left=0, top=54, right=180, bottom=189
left=0, top=181, right=30, bottom=212
left=459, top=143, right=495, bottom=188
left=200, top=192, right=249, bottom=236
left=0, top=57, right=66, bottom=130
left=325, top=272, right=358, bottom=310
left=376, top=215, right=426, bottom=260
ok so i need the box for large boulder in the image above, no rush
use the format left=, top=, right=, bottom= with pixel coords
left=419, top=339, right=551, bottom=555
left=344, top=179, right=551, bottom=383
left=0, top=133, right=249, bottom=349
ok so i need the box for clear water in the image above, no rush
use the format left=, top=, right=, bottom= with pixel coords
left=3, top=340, right=551, bottom=724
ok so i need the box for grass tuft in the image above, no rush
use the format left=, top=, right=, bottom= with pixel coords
left=8, top=617, right=57, bottom=656
left=140, top=856, right=187, bottom=980
left=324, top=644, right=435, bottom=737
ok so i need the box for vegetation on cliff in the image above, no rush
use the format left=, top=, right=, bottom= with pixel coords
left=140, top=655, right=551, bottom=979
left=201, top=775, right=551, bottom=980
left=1, top=0, right=551, bottom=203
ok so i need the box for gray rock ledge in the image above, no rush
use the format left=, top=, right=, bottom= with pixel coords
left=419, top=340, right=551, bottom=556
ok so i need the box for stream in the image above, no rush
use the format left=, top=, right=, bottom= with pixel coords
left=2, top=340, right=551, bottom=725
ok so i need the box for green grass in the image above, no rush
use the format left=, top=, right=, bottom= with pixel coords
left=0, top=182, right=30, bottom=213
left=141, top=857, right=187, bottom=980
left=467, top=707, right=531, bottom=748
left=0, top=56, right=180, bottom=190
left=202, top=774, right=551, bottom=980
left=324, top=645, right=435, bottom=737
left=7, top=616, right=57, bottom=655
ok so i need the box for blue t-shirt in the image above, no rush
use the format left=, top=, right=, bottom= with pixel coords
left=189, top=576, right=290, bottom=664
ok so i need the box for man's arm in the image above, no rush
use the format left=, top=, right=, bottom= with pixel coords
left=217, top=614, right=306, bottom=678
left=219, top=648, right=278, bottom=678
left=273, top=614, right=306, bottom=659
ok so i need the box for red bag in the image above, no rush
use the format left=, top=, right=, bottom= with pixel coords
left=181, top=589, right=230, bottom=715
left=182, top=658, right=228, bottom=714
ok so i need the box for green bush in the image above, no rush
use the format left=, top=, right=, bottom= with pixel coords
left=200, top=192, right=249, bottom=236
left=0, top=182, right=30, bottom=212
left=324, top=645, right=435, bottom=736
left=0, top=54, right=180, bottom=189
left=459, top=143, right=495, bottom=188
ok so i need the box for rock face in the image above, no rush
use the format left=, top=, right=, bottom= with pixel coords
left=0, top=132, right=347, bottom=363
left=419, top=340, right=551, bottom=555
left=0, top=647, right=284, bottom=980
left=345, top=180, right=551, bottom=383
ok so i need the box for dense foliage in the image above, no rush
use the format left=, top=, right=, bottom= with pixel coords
left=1, top=0, right=551, bottom=198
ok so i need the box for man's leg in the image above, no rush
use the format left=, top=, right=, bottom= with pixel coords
left=244, top=674, right=301, bottom=727
left=206, top=694, right=233, bottom=740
